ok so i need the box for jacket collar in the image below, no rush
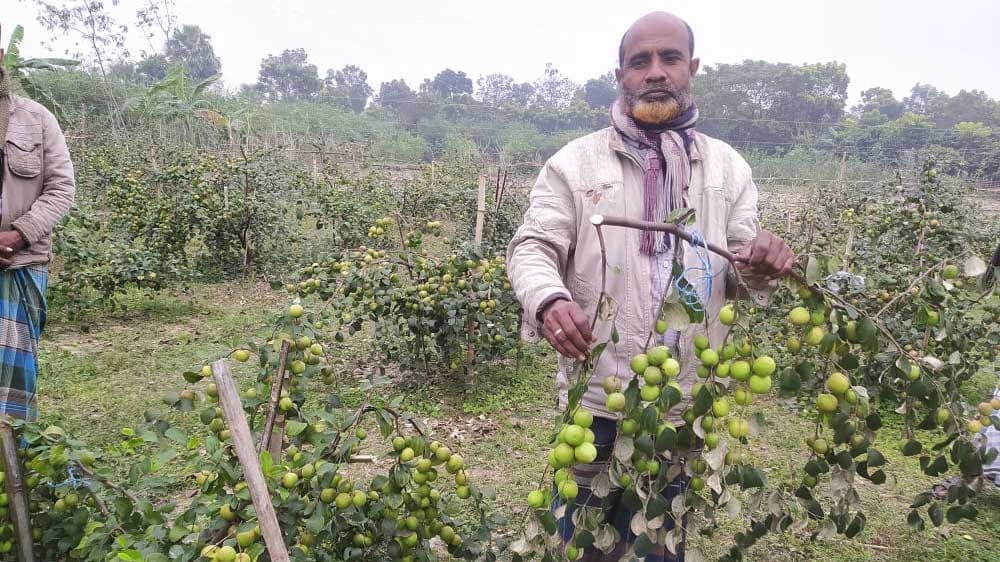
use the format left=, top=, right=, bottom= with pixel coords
left=608, top=126, right=703, bottom=164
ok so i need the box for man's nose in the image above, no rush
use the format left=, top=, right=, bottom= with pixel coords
left=645, top=62, right=667, bottom=83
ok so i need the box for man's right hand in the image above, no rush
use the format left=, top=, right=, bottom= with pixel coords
left=541, top=299, right=595, bottom=361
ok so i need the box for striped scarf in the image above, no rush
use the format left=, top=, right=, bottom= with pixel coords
left=609, top=97, right=698, bottom=255
left=0, top=68, right=9, bottom=151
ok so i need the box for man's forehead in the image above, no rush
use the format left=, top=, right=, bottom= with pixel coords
left=619, top=13, right=694, bottom=62
left=623, top=32, right=688, bottom=57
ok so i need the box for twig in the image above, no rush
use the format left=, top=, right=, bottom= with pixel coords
left=76, top=464, right=141, bottom=506
left=874, top=252, right=970, bottom=319
left=591, top=215, right=818, bottom=295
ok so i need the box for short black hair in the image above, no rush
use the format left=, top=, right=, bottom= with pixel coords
left=618, top=19, right=694, bottom=67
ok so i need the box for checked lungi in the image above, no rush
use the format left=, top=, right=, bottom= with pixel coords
left=0, top=266, right=48, bottom=421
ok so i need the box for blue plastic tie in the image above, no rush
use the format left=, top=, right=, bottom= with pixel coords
left=673, top=230, right=720, bottom=313
left=47, top=464, right=92, bottom=490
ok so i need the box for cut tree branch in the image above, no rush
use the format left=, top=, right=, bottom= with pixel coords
left=590, top=215, right=818, bottom=294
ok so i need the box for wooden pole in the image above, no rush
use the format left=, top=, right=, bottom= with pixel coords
left=0, top=421, right=34, bottom=562
left=474, top=174, right=486, bottom=249
left=211, top=360, right=290, bottom=562
left=259, top=340, right=291, bottom=458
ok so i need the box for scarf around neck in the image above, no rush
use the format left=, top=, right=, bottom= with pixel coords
left=610, top=97, right=698, bottom=255
left=0, top=68, right=10, bottom=148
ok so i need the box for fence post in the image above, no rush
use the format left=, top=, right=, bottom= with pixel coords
left=0, top=420, right=34, bottom=562
left=211, top=360, right=291, bottom=562
left=474, top=174, right=486, bottom=249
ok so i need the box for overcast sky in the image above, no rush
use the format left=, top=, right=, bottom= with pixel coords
left=5, top=0, right=1000, bottom=105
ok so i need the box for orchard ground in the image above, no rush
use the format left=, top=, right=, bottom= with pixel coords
left=37, top=222, right=1000, bottom=559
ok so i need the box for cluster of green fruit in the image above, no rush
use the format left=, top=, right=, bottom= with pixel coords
left=368, top=216, right=394, bottom=239
left=966, top=399, right=1000, bottom=433
left=286, top=232, right=520, bottom=376
left=154, top=300, right=493, bottom=561
left=530, top=410, right=599, bottom=507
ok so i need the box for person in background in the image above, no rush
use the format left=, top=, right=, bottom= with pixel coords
left=0, top=42, right=76, bottom=421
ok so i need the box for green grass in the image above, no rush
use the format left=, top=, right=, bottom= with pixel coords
left=34, top=280, right=1000, bottom=561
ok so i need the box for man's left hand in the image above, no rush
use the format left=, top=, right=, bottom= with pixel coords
left=736, top=230, right=795, bottom=278
left=0, top=231, right=27, bottom=268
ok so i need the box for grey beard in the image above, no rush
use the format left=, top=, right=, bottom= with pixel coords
left=622, top=85, right=694, bottom=118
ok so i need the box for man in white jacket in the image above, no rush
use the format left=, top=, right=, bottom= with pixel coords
left=507, top=11, right=794, bottom=561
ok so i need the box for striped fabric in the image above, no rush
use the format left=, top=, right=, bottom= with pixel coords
left=554, top=417, right=693, bottom=562
left=0, top=267, right=49, bottom=421
left=981, top=386, right=1000, bottom=482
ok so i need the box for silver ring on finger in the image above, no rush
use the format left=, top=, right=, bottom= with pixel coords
left=553, top=328, right=565, bottom=340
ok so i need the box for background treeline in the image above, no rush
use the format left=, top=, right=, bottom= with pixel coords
left=13, top=2, right=1000, bottom=180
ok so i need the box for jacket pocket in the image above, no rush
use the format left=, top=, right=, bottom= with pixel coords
left=6, top=137, right=42, bottom=179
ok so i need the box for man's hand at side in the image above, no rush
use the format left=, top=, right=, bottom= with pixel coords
left=541, top=299, right=595, bottom=361
left=0, top=231, right=27, bottom=268
left=735, top=230, right=795, bottom=278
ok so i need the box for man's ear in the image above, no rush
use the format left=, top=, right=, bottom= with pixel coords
left=689, top=57, right=700, bottom=76
left=614, top=68, right=623, bottom=84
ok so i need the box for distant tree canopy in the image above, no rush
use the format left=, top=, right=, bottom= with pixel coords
left=583, top=72, right=617, bottom=110
left=423, top=69, right=473, bottom=98
left=324, top=65, right=373, bottom=113
left=20, top=26, right=1000, bottom=177
left=164, top=25, right=221, bottom=81
left=257, top=48, right=322, bottom=101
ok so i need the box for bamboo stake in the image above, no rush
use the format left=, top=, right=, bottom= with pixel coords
left=0, top=420, right=34, bottom=562
left=211, top=361, right=290, bottom=562
left=259, top=340, right=291, bottom=457
left=474, top=175, right=486, bottom=249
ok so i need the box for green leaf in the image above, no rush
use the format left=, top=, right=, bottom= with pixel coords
left=779, top=368, right=801, bottom=395
left=845, top=513, right=865, bottom=538
left=806, top=256, right=822, bottom=284
left=286, top=420, right=308, bottom=436
left=5, top=26, right=25, bottom=66
left=154, top=447, right=177, bottom=466
left=866, top=448, right=885, bottom=468
left=926, top=279, right=947, bottom=300
left=538, top=511, right=558, bottom=535
left=857, top=318, right=877, bottom=350
left=869, top=469, right=886, bottom=485
left=654, top=425, right=677, bottom=452
left=633, top=533, right=655, bottom=557
left=947, top=504, right=978, bottom=524
left=182, top=371, right=203, bottom=383
left=693, top=385, right=713, bottom=416
left=260, top=450, right=273, bottom=475
left=929, top=503, right=944, bottom=526
left=924, top=455, right=948, bottom=477
left=647, top=494, right=669, bottom=519
left=910, top=492, right=933, bottom=509
left=907, top=509, right=925, bottom=531
left=306, top=505, right=326, bottom=533
left=164, top=428, right=188, bottom=444
left=741, top=468, right=766, bottom=488
left=902, top=439, right=922, bottom=456
left=660, top=301, right=690, bottom=332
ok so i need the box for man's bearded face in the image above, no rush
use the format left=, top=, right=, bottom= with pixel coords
left=622, top=79, right=693, bottom=126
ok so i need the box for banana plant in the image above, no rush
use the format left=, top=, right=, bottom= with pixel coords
left=124, top=64, right=224, bottom=141
left=3, top=24, right=80, bottom=122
